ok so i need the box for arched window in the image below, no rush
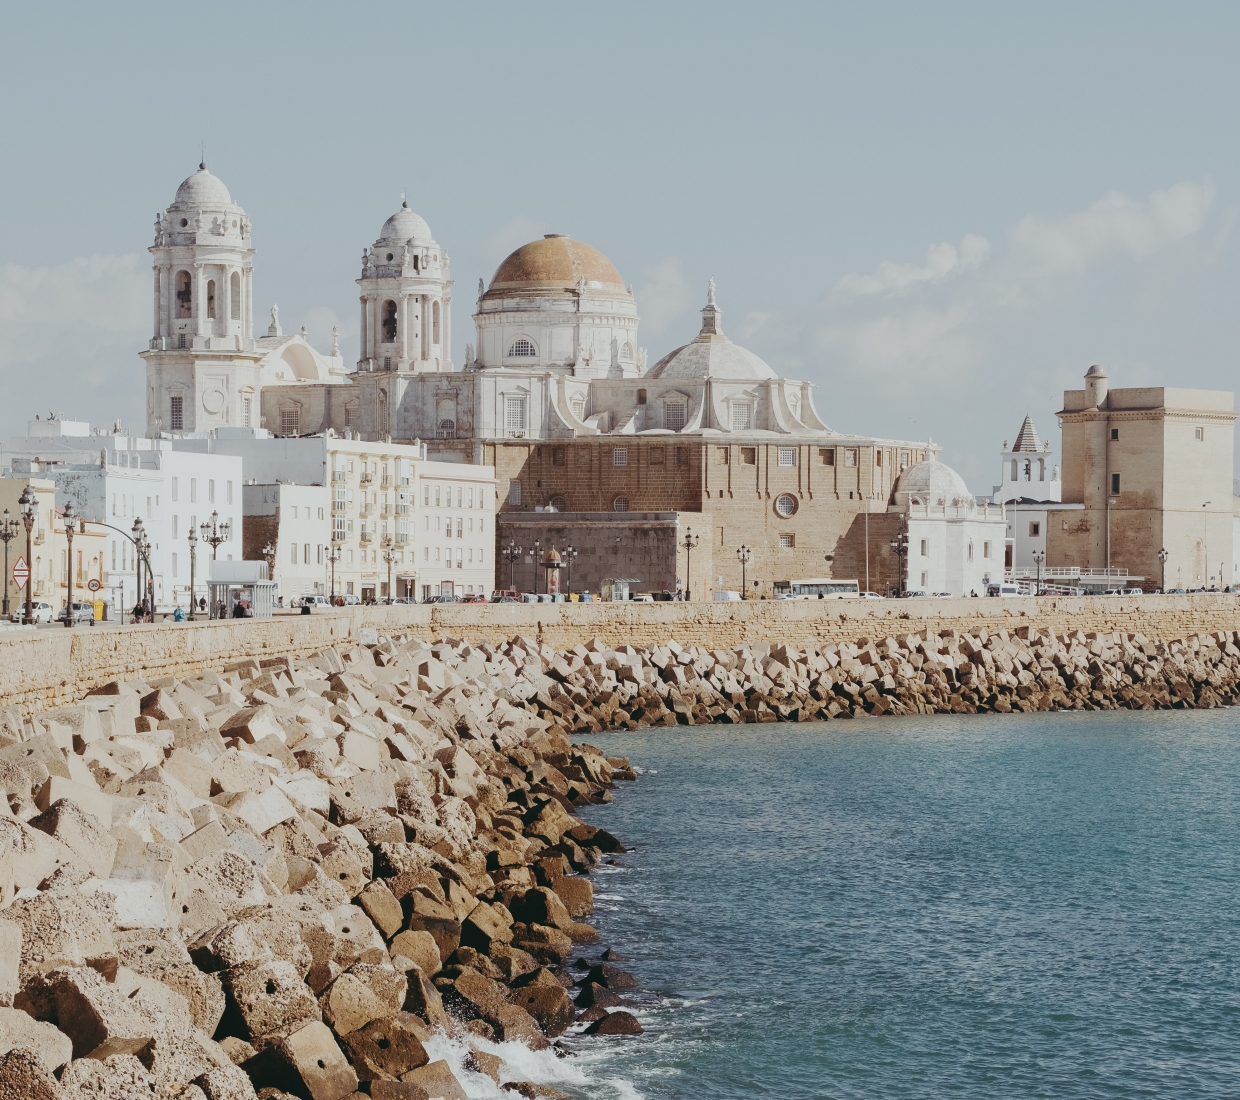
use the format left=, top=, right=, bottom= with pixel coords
left=381, top=300, right=398, bottom=343
left=230, top=272, right=241, bottom=318
left=437, top=419, right=455, bottom=440
left=1011, top=458, right=1018, bottom=480
left=1023, top=459, right=1031, bottom=480
left=774, top=493, right=798, bottom=518
left=613, top=496, right=630, bottom=513
left=549, top=494, right=567, bottom=512
left=175, top=271, right=192, bottom=318
left=206, top=280, right=216, bottom=319
left=432, top=301, right=441, bottom=344
left=620, top=341, right=633, bottom=362
left=508, top=338, right=536, bottom=357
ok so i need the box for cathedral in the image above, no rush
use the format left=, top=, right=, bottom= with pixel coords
left=143, top=164, right=994, bottom=597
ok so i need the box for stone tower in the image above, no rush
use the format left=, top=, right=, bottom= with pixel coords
left=140, top=164, right=262, bottom=435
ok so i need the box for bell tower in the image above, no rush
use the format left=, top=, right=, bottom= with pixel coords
left=139, top=164, right=263, bottom=435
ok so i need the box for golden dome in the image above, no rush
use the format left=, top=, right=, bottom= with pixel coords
left=486, top=235, right=626, bottom=297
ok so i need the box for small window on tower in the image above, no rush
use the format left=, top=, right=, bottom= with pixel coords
left=280, top=409, right=300, bottom=437
left=636, top=389, right=646, bottom=405
left=509, top=338, right=536, bottom=357
left=206, top=280, right=216, bottom=319
left=381, top=300, right=398, bottom=343
left=1111, top=473, right=1121, bottom=495
left=552, top=446, right=566, bottom=467
left=1110, top=428, right=1119, bottom=440
left=170, top=396, right=183, bottom=432
left=1029, top=522, right=1041, bottom=537
left=820, top=448, right=835, bottom=466
left=742, top=447, right=757, bottom=465
left=230, top=271, right=241, bottom=317
left=175, top=270, right=192, bottom=317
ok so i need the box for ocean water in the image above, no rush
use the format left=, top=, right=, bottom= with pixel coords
left=511, top=709, right=1240, bottom=1100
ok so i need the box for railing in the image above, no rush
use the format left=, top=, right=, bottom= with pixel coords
left=360, top=472, right=373, bottom=484
left=1006, top=566, right=1130, bottom=579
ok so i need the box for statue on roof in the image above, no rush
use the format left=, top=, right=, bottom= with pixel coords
left=707, top=276, right=717, bottom=307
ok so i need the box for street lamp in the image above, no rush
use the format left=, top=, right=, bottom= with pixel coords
left=187, top=527, right=198, bottom=620
left=200, top=510, right=230, bottom=560
left=327, top=542, right=341, bottom=603
left=1158, top=546, right=1168, bottom=592
left=0, top=508, right=17, bottom=619
left=1202, top=501, right=1211, bottom=587
left=262, top=541, right=276, bottom=583
left=1032, top=549, right=1045, bottom=596
left=19, top=487, right=35, bottom=625
left=680, top=528, right=700, bottom=601
left=560, top=543, right=578, bottom=594
left=737, top=545, right=751, bottom=597
left=502, top=539, right=523, bottom=592
left=62, top=500, right=77, bottom=627
left=889, top=527, right=908, bottom=597
left=532, top=539, right=541, bottom=595
left=132, top=517, right=145, bottom=620
left=382, top=537, right=396, bottom=603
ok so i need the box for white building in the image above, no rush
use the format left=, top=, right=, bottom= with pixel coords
left=241, top=483, right=330, bottom=604
left=141, top=164, right=348, bottom=437
left=892, top=458, right=1007, bottom=596
left=175, top=432, right=496, bottom=601
left=4, top=419, right=242, bottom=613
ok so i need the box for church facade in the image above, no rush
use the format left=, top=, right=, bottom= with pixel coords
left=149, top=165, right=994, bottom=597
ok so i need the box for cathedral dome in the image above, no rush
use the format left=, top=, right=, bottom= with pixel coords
left=646, top=281, right=777, bottom=381
left=892, top=457, right=972, bottom=507
left=379, top=201, right=433, bottom=243
left=486, top=235, right=626, bottom=296
left=174, top=164, right=233, bottom=207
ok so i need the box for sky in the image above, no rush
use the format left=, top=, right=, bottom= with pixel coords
left=1, top=1, right=1238, bottom=491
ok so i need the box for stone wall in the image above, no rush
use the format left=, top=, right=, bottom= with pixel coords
left=6, top=595, right=1240, bottom=715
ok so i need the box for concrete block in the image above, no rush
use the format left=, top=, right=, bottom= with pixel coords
left=0, top=1048, right=61, bottom=1100
left=194, top=1063, right=260, bottom=1100
left=181, top=818, right=231, bottom=864
left=28, top=798, right=118, bottom=878
left=164, top=749, right=215, bottom=799
left=338, top=731, right=382, bottom=772
left=254, top=1020, right=358, bottom=1100
left=214, top=786, right=297, bottom=835
left=388, top=931, right=441, bottom=980
left=0, top=1005, right=72, bottom=1071
left=399, top=1060, right=466, bottom=1100
left=460, top=900, right=513, bottom=953
left=219, top=705, right=284, bottom=745
left=356, top=879, right=403, bottom=939
left=339, top=1011, right=429, bottom=1083
left=275, top=772, right=331, bottom=816
left=319, top=973, right=393, bottom=1036
left=5, top=883, right=113, bottom=981
left=47, top=965, right=156, bottom=1060
left=317, top=841, right=365, bottom=898
left=223, top=958, right=320, bottom=1041
left=190, top=849, right=271, bottom=915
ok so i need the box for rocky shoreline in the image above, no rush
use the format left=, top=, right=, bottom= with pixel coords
left=0, top=623, right=1237, bottom=1098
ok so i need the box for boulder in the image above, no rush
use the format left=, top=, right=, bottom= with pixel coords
left=583, top=1010, right=643, bottom=1035
left=339, top=1012, right=429, bottom=1081
left=0, top=1005, right=73, bottom=1071
left=398, top=1059, right=467, bottom=1100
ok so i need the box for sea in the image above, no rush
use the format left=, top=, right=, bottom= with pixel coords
left=427, top=710, right=1240, bottom=1099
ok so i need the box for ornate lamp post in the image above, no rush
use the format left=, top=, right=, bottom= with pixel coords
left=19, top=487, right=35, bottom=625
left=889, top=527, right=908, bottom=597
left=187, top=527, right=199, bottom=620
left=382, top=537, right=396, bottom=602
left=502, top=539, right=522, bottom=592
left=327, top=542, right=341, bottom=602
left=736, top=544, right=751, bottom=598
left=132, top=517, right=145, bottom=620
left=141, top=528, right=154, bottom=618
left=532, top=539, right=541, bottom=595
left=1158, top=546, right=1169, bottom=592
left=200, top=510, right=230, bottom=560
left=680, top=527, right=700, bottom=601
left=0, top=508, right=18, bottom=619
left=62, top=501, right=77, bottom=627
left=560, top=544, right=578, bottom=594
left=1032, top=549, right=1045, bottom=596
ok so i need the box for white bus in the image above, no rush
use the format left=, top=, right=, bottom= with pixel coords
left=773, top=578, right=862, bottom=599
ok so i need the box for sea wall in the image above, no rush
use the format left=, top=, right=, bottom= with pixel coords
left=5, top=595, right=1240, bottom=714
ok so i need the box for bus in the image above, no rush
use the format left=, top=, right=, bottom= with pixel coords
left=772, top=578, right=862, bottom=599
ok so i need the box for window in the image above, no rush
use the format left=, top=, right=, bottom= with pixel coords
left=280, top=409, right=300, bottom=436
left=636, top=388, right=646, bottom=405
left=227, top=481, right=233, bottom=505
left=920, top=539, right=928, bottom=556
left=1011, top=459, right=1018, bottom=480
left=552, top=446, right=566, bottom=467
left=549, top=494, right=567, bottom=511
left=778, top=447, right=796, bottom=467
left=508, top=338, right=536, bottom=357
left=208, top=479, right=215, bottom=504
left=508, top=480, right=521, bottom=506
left=968, top=541, right=974, bottom=562
left=505, top=396, right=527, bottom=437
left=779, top=533, right=795, bottom=548
left=1110, top=428, right=1119, bottom=440
left=290, top=542, right=298, bottom=564
left=620, top=342, right=634, bottom=362
left=613, top=448, right=628, bottom=467
left=1195, top=427, right=1204, bottom=440
left=875, top=450, right=883, bottom=467
left=1029, top=522, right=1041, bottom=537
left=206, top=280, right=216, bottom=319
left=984, top=541, right=992, bottom=558
left=900, top=450, right=910, bottom=470
left=383, top=356, right=392, bottom=371
left=649, top=447, right=665, bottom=466
left=1024, top=460, right=1031, bottom=480
left=665, top=402, right=686, bottom=431
left=742, top=447, right=757, bottom=466
left=613, top=496, right=630, bottom=512
left=774, top=493, right=798, bottom=517
left=456, top=487, right=463, bottom=507
left=304, top=543, right=310, bottom=565
left=845, top=449, right=858, bottom=467
left=717, top=447, right=729, bottom=465
left=171, top=478, right=179, bottom=502
left=242, top=397, right=252, bottom=427
left=820, top=448, right=835, bottom=466
left=432, top=301, right=440, bottom=344
left=381, top=300, right=398, bottom=343
left=170, top=396, right=183, bottom=431
left=676, top=447, right=689, bottom=467
left=731, top=403, right=752, bottom=431
left=1111, top=473, right=1121, bottom=495
left=172, top=553, right=178, bottom=577
left=190, top=478, right=197, bottom=503
left=921, top=572, right=928, bottom=588
left=230, top=272, right=241, bottom=318
left=437, top=419, right=455, bottom=439
left=333, top=516, right=346, bottom=540
left=175, top=271, right=192, bottom=317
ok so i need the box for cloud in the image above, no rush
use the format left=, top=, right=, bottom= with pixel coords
left=834, top=233, right=990, bottom=297
left=634, top=258, right=695, bottom=345
left=0, top=254, right=148, bottom=433
left=1007, top=180, right=1215, bottom=279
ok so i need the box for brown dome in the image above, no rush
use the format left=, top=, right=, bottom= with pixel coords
left=486, top=235, right=626, bottom=297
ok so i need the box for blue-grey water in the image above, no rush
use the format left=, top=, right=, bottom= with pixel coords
left=535, top=710, right=1240, bottom=1099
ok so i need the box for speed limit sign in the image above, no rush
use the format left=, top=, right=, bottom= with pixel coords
left=87, top=578, right=101, bottom=593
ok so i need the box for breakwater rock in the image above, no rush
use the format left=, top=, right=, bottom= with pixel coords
left=0, top=634, right=642, bottom=1099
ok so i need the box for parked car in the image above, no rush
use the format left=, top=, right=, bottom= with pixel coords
left=490, top=595, right=518, bottom=603
left=299, top=595, right=332, bottom=608
left=631, top=593, right=654, bottom=602
left=343, top=594, right=361, bottom=605
left=423, top=594, right=460, bottom=604
left=56, top=602, right=95, bottom=623
left=859, top=592, right=884, bottom=600
left=1167, top=587, right=1187, bottom=594
left=1121, top=587, right=1144, bottom=596
left=462, top=594, right=488, bottom=603
left=11, top=600, right=53, bottom=624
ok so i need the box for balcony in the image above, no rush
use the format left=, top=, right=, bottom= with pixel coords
left=332, top=471, right=347, bottom=483
left=360, top=531, right=372, bottom=544
left=359, top=472, right=374, bottom=485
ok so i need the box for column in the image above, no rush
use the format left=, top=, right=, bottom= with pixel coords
left=242, top=267, right=252, bottom=345
left=401, top=294, right=412, bottom=364
left=161, top=263, right=173, bottom=340
left=421, top=295, right=429, bottom=360
left=358, top=297, right=367, bottom=367
left=152, top=266, right=162, bottom=340
left=194, top=264, right=207, bottom=338
left=442, top=294, right=451, bottom=368
left=222, top=266, right=232, bottom=331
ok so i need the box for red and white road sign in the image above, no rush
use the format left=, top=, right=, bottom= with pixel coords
left=87, top=578, right=101, bottom=593
left=12, top=557, right=28, bottom=591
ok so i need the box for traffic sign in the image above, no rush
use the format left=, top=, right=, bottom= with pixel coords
left=87, top=578, right=101, bottom=593
left=12, top=557, right=28, bottom=592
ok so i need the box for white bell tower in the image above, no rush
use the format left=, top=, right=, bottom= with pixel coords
left=139, top=164, right=263, bottom=435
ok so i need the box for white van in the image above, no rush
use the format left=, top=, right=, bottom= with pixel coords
left=714, top=590, right=742, bottom=602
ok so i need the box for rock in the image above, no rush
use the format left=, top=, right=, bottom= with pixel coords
left=507, top=980, right=575, bottom=1037
left=0, top=1006, right=73, bottom=1071
left=573, top=982, right=622, bottom=1009
left=319, top=974, right=393, bottom=1036
left=510, top=888, right=573, bottom=932
left=583, top=1010, right=643, bottom=1035
left=460, top=900, right=513, bottom=953
left=551, top=876, right=593, bottom=917
left=463, top=1049, right=502, bottom=1083
left=356, top=880, right=403, bottom=939
left=398, top=1059, right=467, bottom=1100
left=195, top=1064, right=261, bottom=1100
left=583, top=963, right=638, bottom=989
left=339, top=1013, right=429, bottom=1081
left=0, top=1048, right=61, bottom=1100
left=223, top=958, right=320, bottom=1041
left=247, top=1020, right=358, bottom=1100
left=388, top=931, right=442, bottom=979
left=369, top=1083, right=429, bottom=1100
left=5, top=886, right=113, bottom=983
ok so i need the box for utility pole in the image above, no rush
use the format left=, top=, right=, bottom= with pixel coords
left=0, top=508, right=17, bottom=619
left=889, top=527, right=908, bottom=597
left=63, top=501, right=77, bottom=627
left=328, top=542, right=340, bottom=602
left=1033, top=549, right=1044, bottom=596
left=187, top=528, right=198, bottom=619
left=382, top=537, right=396, bottom=602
